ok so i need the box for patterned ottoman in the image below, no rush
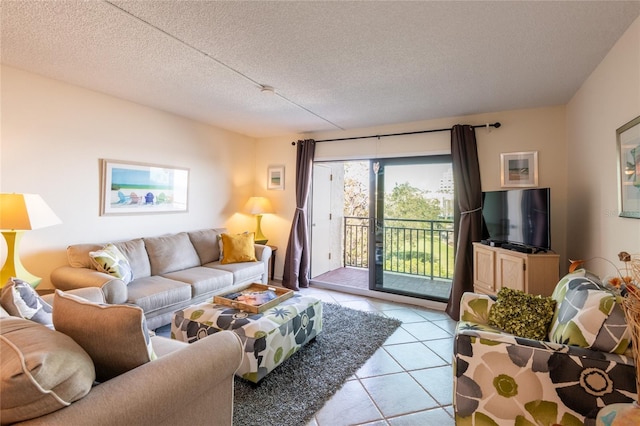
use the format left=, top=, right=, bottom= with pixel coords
left=171, top=294, right=322, bottom=383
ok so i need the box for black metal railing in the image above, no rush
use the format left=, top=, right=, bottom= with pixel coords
left=344, top=216, right=454, bottom=280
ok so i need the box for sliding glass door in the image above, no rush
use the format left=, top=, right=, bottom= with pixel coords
left=310, top=156, right=454, bottom=302
left=370, top=156, right=454, bottom=300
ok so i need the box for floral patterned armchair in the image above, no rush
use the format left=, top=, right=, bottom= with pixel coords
left=453, top=272, right=637, bottom=426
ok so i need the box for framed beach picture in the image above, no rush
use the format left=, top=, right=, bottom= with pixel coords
left=500, top=151, right=538, bottom=188
left=267, top=165, right=285, bottom=190
left=617, top=115, right=640, bottom=219
left=100, top=159, right=189, bottom=215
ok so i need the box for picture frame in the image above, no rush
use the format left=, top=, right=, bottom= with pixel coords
left=500, top=151, right=538, bottom=188
left=616, top=115, right=640, bottom=219
left=267, top=165, right=285, bottom=190
left=100, top=159, right=189, bottom=216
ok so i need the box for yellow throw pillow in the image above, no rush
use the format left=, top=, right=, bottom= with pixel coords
left=220, top=232, right=257, bottom=264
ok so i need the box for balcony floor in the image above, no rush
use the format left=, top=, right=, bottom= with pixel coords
left=312, top=267, right=452, bottom=301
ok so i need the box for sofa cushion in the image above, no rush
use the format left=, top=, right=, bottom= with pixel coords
left=53, top=290, right=157, bottom=382
left=162, top=267, right=234, bottom=297
left=220, top=232, right=257, bottom=264
left=126, top=276, right=192, bottom=314
left=1, top=277, right=53, bottom=327
left=188, top=229, right=222, bottom=265
left=113, top=238, right=151, bottom=279
left=548, top=278, right=631, bottom=353
left=89, top=243, right=134, bottom=284
left=206, top=261, right=265, bottom=284
left=0, top=317, right=95, bottom=424
left=488, top=287, right=556, bottom=340
left=144, top=232, right=201, bottom=275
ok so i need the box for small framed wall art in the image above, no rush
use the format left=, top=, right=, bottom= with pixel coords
left=500, top=151, right=538, bottom=188
left=617, top=115, right=640, bottom=219
left=267, top=165, right=285, bottom=190
left=100, top=159, right=189, bottom=215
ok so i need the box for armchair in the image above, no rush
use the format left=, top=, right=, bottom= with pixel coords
left=453, top=289, right=636, bottom=425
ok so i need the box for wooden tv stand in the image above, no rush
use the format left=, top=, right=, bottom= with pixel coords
left=472, top=242, right=559, bottom=297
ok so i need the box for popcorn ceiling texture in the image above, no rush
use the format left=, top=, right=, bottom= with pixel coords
left=2, top=1, right=639, bottom=138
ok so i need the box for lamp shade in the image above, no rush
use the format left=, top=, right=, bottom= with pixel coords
left=0, top=193, right=62, bottom=230
left=244, top=197, right=274, bottom=215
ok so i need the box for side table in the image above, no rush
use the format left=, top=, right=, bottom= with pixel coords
left=268, top=245, right=278, bottom=281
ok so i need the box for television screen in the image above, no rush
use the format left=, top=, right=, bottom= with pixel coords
left=481, top=188, right=551, bottom=250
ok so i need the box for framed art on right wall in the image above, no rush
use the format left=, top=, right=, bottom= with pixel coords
left=617, top=115, right=640, bottom=219
left=500, top=151, right=538, bottom=188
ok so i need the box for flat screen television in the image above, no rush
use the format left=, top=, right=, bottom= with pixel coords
left=481, top=187, right=551, bottom=250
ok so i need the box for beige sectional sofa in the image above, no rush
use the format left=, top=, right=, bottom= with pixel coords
left=1, top=287, right=243, bottom=425
left=51, top=228, right=272, bottom=329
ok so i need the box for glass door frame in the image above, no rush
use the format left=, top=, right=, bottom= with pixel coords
left=368, top=155, right=454, bottom=301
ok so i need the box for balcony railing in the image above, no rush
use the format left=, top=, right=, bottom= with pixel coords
left=344, top=216, right=454, bottom=280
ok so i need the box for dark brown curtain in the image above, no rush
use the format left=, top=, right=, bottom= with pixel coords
left=446, top=125, right=483, bottom=320
left=282, top=139, right=316, bottom=290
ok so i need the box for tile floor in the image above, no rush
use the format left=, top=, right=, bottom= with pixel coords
left=157, top=285, right=458, bottom=425
left=298, top=285, right=457, bottom=426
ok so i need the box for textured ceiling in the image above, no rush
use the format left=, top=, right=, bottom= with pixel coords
left=2, top=1, right=640, bottom=138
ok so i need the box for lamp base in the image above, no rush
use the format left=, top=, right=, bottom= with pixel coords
left=255, top=214, right=268, bottom=246
left=1, top=231, right=42, bottom=288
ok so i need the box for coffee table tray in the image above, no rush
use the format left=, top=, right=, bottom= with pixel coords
left=214, top=283, right=293, bottom=313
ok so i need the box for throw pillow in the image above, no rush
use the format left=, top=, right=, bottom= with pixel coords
left=0, top=277, right=53, bottom=327
left=220, top=232, right=257, bottom=264
left=89, top=243, right=134, bottom=284
left=0, top=317, right=95, bottom=424
left=548, top=278, right=631, bottom=353
left=217, top=234, right=224, bottom=261
left=52, top=290, right=156, bottom=382
left=488, top=287, right=556, bottom=340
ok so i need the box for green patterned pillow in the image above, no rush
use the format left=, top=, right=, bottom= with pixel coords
left=548, top=278, right=631, bottom=353
left=89, top=243, right=133, bottom=284
left=488, top=288, right=556, bottom=340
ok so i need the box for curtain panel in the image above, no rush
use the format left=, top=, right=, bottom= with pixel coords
left=446, top=125, right=483, bottom=320
left=282, top=139, right=316, bottom=290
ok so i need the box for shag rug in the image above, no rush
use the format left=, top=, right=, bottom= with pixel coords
left=233, top=302, right=402, bottom=426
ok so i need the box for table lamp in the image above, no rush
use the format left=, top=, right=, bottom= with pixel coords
left=244, top=196, right=273, bottom=245
left=0, top=193, right=62, bottom=288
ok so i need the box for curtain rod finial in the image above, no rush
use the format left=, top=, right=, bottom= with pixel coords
left=494, top=122, right=501, bottom=128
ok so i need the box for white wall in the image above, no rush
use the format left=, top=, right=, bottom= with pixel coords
left=1, top=66, right=257, bottom=289
left=566, top=15, right=640, bottom=275
left=257, top=106, right=569, bottom=279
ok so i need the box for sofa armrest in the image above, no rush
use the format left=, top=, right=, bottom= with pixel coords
left=50, top=266, right=127, bottom=304
left=18, top=330, right=244, bottom=426
left=254, top=244, right=272, bottom=262
left=254, top=244, right=272, bottom=284
left=459, top=292, right=495, bottom=325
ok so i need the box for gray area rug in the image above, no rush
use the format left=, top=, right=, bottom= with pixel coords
left=233, top=302, right=402, bottom=426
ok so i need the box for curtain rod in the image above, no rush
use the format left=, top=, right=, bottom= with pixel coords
left=291, top=122, right=501, bottom=145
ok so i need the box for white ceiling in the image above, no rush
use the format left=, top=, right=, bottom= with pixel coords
left=2, top=1, right=640, bottom=138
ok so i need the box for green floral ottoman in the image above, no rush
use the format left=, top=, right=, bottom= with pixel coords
left=171, top=294, right=322, bottom=383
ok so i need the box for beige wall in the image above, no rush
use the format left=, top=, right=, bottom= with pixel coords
left=566, top=15, right=640, bottom=276
left=257, top=106, right=569, bottom=279
left=3, top=15, right=637, bottom=288
left=1, top=66, right=258, bottom=290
